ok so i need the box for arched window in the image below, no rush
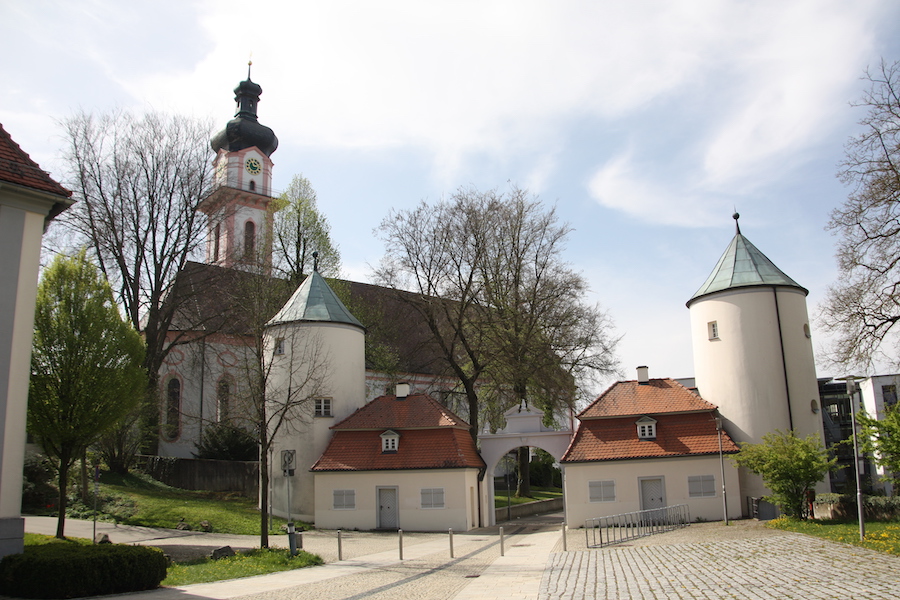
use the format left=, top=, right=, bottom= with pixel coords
left=214, top=223, right=221, bottom=261
left=164, top=378, right=181, bottom=441
left=217, top=378, right=231, bottom=422
left=244, top=220, right=256, bottom=260
left=248, top=180, right=256, bottom=192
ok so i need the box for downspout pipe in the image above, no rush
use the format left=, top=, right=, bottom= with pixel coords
left=772, top=287, right=794, bottom=431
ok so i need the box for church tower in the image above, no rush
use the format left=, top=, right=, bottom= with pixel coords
left=199, top=65, right=279, bottom=272
left=687, top=214, right=827, bottom=506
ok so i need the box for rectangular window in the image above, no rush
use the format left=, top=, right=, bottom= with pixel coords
left=589, top=480, right=616, bottom=502
left=421, top=488, right=445, bottom=509
left=315, top=397, right=332, bottom=417
left=708, top=321, right=719, bottom=340
left=274, top=338, right=285, bottom=356
left=382, top=436, right=398, bottom=452
left=637, top=422, right=657, bottom=439
left=688, top=475, right=716, bottom=498
left=333, top=489, right=355, bottom=510
left=882, top=385, right=898, bottom=408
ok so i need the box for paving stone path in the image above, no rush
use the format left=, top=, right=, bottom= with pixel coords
left=540, top=533, right=900, bottom=599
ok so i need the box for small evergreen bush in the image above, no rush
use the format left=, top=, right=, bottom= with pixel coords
left=0, top=543, right=167, bottom=599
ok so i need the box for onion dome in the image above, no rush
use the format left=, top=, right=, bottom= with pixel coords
left=210, top=65, right=278, bottom=156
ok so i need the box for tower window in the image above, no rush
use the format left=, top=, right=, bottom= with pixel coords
left=274, top=338, right=285, bottom=356
left=249, top=180, right=256, bottom=192
left=708, top=321, right=719, bottom=340
left=315, top=397, right=332, bottom=417
left=244, top=220, right=256, bottom=260
left=217, top=378, right=231, bottom=422
left=214, top=223, right=221, bottom=261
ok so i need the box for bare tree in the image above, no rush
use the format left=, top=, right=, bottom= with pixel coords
left=374, top=193, right=494, bottom=441
left=226, top=267, right=331, bottom=548
left=375, top=186, right=619, bottom=465
left=822, top=59, right=900, bottom=370
left=272, top=175, right=341, bottom=284
left=57, top=110, right=215, bottom=446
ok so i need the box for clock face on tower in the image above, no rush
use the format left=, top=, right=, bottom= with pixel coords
left=245, top=157, right=262, bottom=175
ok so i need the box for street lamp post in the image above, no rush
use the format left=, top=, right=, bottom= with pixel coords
left=838, top=376, right=866, bottom=542
left=715, top=416, right=728, bottom=525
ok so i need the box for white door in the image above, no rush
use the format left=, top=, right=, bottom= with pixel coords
left=378, top=487, right=399, bottom=529
left=640, top=478, right=665, bottom=510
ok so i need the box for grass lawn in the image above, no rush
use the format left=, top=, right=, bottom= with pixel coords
left=23, top=533, right=322, bottom=586
left=767, top=517, right=900, bottom=555
left=493, top=486, right=562, bottom=509
left=64, top=471, right=293, bottom=535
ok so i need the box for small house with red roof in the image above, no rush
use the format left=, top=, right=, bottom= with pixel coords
left=561, top=368, right=742, bottom=525
left=312, top=384, right=485, bottom=531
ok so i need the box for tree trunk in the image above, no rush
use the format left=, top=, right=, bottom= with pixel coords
left=56, top=454, right=71, bottom=539
left=259, top=423, right=269, bottom=549
left=516, top=446, right=531, bottom=498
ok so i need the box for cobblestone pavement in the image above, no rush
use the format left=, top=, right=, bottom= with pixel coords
left=540, top=531, right=900, bottom=600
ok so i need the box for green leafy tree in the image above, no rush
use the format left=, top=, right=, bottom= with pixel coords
left=858, top=405, right=900, bottom=488
left=29, top=251, right=146, bottom=538
left=731, top=430, right=836, bottom=519
left=272, top=175, right=341, bottom=283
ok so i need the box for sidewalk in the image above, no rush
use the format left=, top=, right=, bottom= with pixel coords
left=24, top=516, right=562, bottom=600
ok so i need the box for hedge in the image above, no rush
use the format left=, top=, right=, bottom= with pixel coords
left=0, top=543, right=167, bottom=599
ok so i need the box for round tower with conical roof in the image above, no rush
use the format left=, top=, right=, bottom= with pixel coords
left=199, top=64, right=279, bottom=272
left=688, top=214, right=827, bottom=508
left=265, top=263, right=366, bottom=521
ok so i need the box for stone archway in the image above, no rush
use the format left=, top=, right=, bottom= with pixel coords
left=478, top=403, right=574, bottom=526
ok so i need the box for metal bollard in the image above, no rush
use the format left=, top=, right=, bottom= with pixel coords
left=399, top=529, right=404, bottom=560
left=297, top=530, right=303, bottom=550
left=449, top=528, right=454, bottom=558
left=561, top=521, right=567, bottom=552
left=500, top=526, right=505, bottom=556
left=338, top=529, right=343, bottom=561
left=287, top=522, right=297, bottom=556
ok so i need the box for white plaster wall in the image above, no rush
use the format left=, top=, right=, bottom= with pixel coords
left=690, top=287, right=826, bottom=502
left=267, top=321, right=366, bottom=521
left=563, top=455, right=741, bottom=527
left=314, top=469, right=480, bottom=531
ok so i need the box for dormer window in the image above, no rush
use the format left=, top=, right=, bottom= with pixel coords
left=636, top=416, right=657, bottom=440
left=381, top=430, right=400, bottom=453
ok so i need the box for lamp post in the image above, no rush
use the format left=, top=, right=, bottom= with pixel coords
left=838, top=376, right=866, bottom=542
left=715, top=416, right=728, bottom=525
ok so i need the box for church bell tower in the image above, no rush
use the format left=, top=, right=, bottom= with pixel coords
left=199, top=64, right=279, bottom=272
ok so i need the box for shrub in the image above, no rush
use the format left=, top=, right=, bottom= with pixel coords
left=193, top=423, right=258, bottom=461
left=0, top=543, right=167, bottom=599
left=22, top=454, right=57, bottom=514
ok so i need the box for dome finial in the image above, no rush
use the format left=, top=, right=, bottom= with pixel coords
left=733, top=211, right=741, bottom=235
left=247, top=59, right=252, bottom=80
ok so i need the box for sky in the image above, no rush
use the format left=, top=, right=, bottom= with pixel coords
left=3, top=1, right=899, bottom=394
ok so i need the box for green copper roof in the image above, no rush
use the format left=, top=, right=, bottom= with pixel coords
left=267, top=271, right=364, bottom=329
left=687, top=230, right=807, bottom=306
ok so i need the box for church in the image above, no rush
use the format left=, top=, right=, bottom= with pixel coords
left=160, top=71, right=829, bottom=530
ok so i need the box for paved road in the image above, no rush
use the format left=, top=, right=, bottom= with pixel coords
left=24, top=516, right=900, bottom=599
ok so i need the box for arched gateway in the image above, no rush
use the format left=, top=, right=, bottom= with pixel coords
left=478, top=403, right=574, bottom=526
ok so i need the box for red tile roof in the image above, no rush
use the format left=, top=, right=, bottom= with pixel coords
left=331, top=394, right=469, bottom=430
left=578, top=378, right=716, bottom=419
left=312, top=428, right=485, bottom=471
left=0, top=124, right=71, bottom=198
left=561, top=411, right=739, bottom=463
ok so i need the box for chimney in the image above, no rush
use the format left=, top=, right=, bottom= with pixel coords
left=636, top=366, right=649, bottom=385
left=395, top=382, right=410, bottom=399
